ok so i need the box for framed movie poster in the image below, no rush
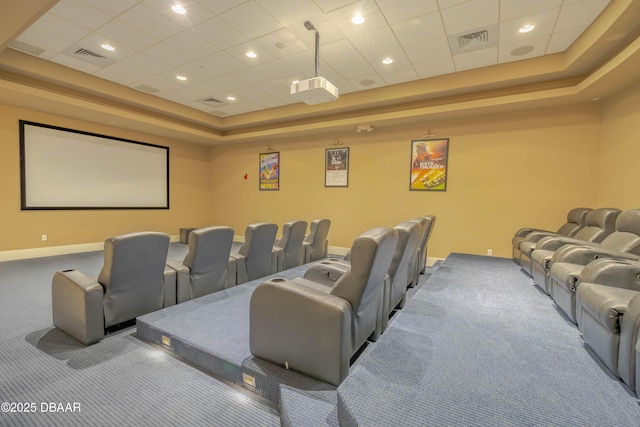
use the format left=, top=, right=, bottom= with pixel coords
left=325, top=147, right=349, bottom=187
left=259, top=152, right=279, bottom=190
left=410, top=138, right=449, bottom=191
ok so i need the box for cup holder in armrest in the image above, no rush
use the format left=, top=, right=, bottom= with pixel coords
left=270, top=278, right=286, bottom=283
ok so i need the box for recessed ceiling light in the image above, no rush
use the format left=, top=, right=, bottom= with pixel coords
left=382, top=58, right=394, bottom=65
left=519, top=24, right=535, bottom=33
left=176, top=75, right=187, bottom=81
left=101, top=43, right=115, bottom=51
left=352, top=14, right=365, bottom=25
left=171, top=4, right=186, bottom=15
left=246, top=50, right=257, bottom=58
left=227, top=96, right=236, bottom=101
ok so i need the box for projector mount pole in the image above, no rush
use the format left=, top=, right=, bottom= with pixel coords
left=304, top=21, right=320, bottom=78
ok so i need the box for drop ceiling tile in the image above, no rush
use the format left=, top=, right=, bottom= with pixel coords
left=226, top=41, right=277, bottom=65
left=195, top=0, right=250, bottom=15
left=98, top=19, right=159, bottom=51
left=146, top=0, right=214, bottom=27
left=452, top=46, right=497, bottom=71
left=413, top=55, right=456, bottom=79
left=403, top=37, right=452, bottom=62
left=349, top=26, right=403, bottom=57
left=436, top=0, right=473, bottom=9
left=440, top=0, right=498, bottom=35
left=347, top=72, right=386, bottom=90
left=191, top=17, right=249, bottom=50
left=163, top=31, right=220, bottom=60
left=326, top=0, right=389, bottom=38
left=96, top=61, right=151, bottom=85
left=254, top=29, right=309, bottom=58
left=233, top=67, right=272, bottom=85
left=255, top=0, right=325, bottom=26
left=220, top=1, right=283, bottom=39
left=376, top=0, right=439, bottom=24
left=50, top=53, right=102, bottom=74
left=15, top=26, right=76, bottom=56
left=320, top=39, right=361, bottom=64
left=200, top=51, right=252, bottom=75
left=26, top=13, right=92, bottom=44
left=79, top=0, right=138, bottom=16
left=143, top=42, right=193, bottom=68
left=378, top=64, right=420, bottom=85
left=499, top=0, right=562, bottom=21
left=313, top=0, right=362, bottom=14
left=555, top=0, right=610, bottom=32
left=281, top=51, right=317, bottom=73
left=331, top=57, right=376, bottom=79
left=75, top=32, right=136, bottom=60
left=118, top=4, right=184, bottom=40
left=121, top=52, right=174, bottom=74
left=498, top=35, right=550, bottom=64
left=211, top=74, right=248, bottom=91
left=546, top=27, right=585, bottom=54
left=179, top=59, right=225, bottom=80
left=49, top=0, right=113, bottom=31
left=256, top=60, right=299, bottom=80
left=140, top=73, right=188, bottom=93
left=391, top=11, right=447, bottom=46
left=499, top=9, right=559, bottom=44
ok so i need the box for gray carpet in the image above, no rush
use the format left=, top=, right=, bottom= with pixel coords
left=0, top=243, right=279, bottom=426
left=337, top=253, right=640, bottom=426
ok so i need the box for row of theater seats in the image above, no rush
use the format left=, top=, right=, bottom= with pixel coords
left=51, top=219, right=331, bottom=345
left=512, top=207, right=640, bottom=395
left=249, top=215, right=436, bottom=386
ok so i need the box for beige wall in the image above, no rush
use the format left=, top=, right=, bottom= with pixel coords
left=596, top=82, right=640, bottom=208
left=0, top=104, right=212, bottom=252
left=210, top=102, right=601, bottom=259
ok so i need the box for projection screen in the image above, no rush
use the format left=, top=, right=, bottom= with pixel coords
left=20, top=121, right=169, bottom=210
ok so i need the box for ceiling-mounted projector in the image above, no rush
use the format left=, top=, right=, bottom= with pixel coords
left=291, top=76, right=338, bottom=105
left=292, top=21, right=338, bottom=105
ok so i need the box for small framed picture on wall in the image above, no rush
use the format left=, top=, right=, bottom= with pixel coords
left=325, top=147, right=349, bottom=187
left=410, top=138, right=449, bottom=191
left=259, top=152, right=279, bottom=190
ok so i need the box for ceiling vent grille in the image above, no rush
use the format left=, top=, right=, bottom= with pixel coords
left=458, top=30, right=489, bottom=49
left=199, top=97, right=227, bottom=108
left=74, top=48, right=106, bottom=59
left=448, top=24, right=499, bottom=55
left=62, top=45, right=115, bottom=67
left=135, top=84, right=160, bottom=94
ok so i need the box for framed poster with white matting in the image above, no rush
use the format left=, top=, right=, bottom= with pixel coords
left=325, top=147, right=349, bottom=187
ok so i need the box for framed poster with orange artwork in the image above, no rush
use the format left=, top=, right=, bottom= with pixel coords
left=259, top=152, right=279, bottom=190
left=410, top=138, right=449, bottom=191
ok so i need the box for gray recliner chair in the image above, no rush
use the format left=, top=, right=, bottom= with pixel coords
left=575, top=258, right=640, bottom=395
left=529, top=208, right=620, bottom=294
left=51, top=232, right=176, bottom=345
left=249, top=227, right=397, bottom=386
left=416, top=215, right=436, bottom=276
left=167, top=226, right=235, bottom=303
left=273, top=220, right=308, bottom=272
left=407, top=216, right=428, bottom=287
left=548, top=209, right=640, bottom=323
left=514, top=207, right=591, bottom=266
left=231, top=222, right=278, bottom=285
left=303, top=218, right=331, bottom=262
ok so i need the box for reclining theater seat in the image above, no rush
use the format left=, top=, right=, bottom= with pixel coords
left=249, top=227, right=398, bottom=386
left=516, top=207, right=591, bottom=268
left=575, top=258, right=640, bottom=394
left=415, top=215, right=436, bottom=275
left=549, top=209, right=640, bottom=323
left=273, top=220, right=308, bottom=272
left=231, top=222, right=278, bottom=285
left=319, top=221, right=420, bottom=332
left=407, top=216, right=428, bottom=287
left=529, top=208, right=620, bottom=294
left=167, top=226, right=235, bottom=304
left=303, top=218, right=331, bottom=262
left=52, top=232, right=176, bottom=345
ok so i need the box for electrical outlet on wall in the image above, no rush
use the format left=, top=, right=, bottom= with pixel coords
left=487, top=249, right=493, bottom=256
left=41, top=234, right=47, bottom=241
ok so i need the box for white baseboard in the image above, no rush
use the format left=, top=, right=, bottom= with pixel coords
left=0, top=235, right=181, bottom=262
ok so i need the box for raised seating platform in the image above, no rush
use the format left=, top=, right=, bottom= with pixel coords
left=137, top=254, right=640, bottom=426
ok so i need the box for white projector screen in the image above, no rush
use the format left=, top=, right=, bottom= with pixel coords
left=20, top=121, right=169, bottom=210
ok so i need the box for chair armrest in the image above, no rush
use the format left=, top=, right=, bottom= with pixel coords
left=231, top=254, right=247, bottom=285
left=579, top=258, right=640, bottom=290
left=52, top=270, right=104, bottom=345
left=167, top=261, right=190, bottom=304
left=302, top=262, right=348, bottom=286
left=553, top=245, right=639, bottom=266
left=249, top=278, right=351, bottom=386
left=163, top=266, right=177, bottom=307
left=227, top=257, right=237, bottom=288
left=524, top=230, right=563, bottom=244
left=514, top=227, right=544, bottom=239
left=536, top=236, right=598, bottom=252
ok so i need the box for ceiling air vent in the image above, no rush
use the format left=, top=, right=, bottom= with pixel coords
left=74, top=48, right=106, bottom=59
left=199, top=97, right=226, bottom=108
left=458, top=30, right=489, bottom=49
left=62, top=45, right=115, bottom=67
left=448, top=24, right=498, bottom=55
left=135, top=84, right=160, bottom=94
